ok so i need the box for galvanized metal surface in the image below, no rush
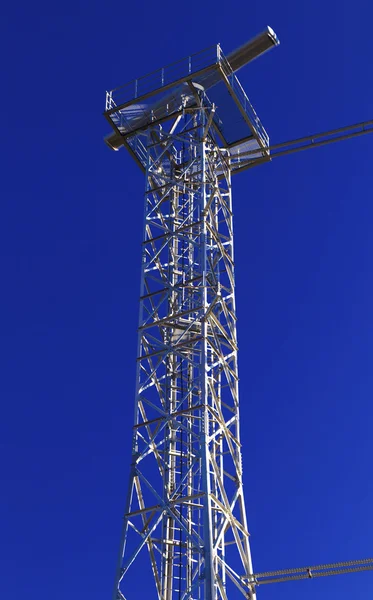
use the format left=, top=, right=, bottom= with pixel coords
left=104, top=45, right=269, bottom=158
left=112, top=104, right=255, bottom=600
left=104, top=29, right=373, bottom=600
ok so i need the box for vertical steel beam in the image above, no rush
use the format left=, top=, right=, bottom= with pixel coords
left=200, top=123, right=216, bottom=600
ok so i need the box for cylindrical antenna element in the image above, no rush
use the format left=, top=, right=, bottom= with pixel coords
left=226, top=26, right=280, bottom=72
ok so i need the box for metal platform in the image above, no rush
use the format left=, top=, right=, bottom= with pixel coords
left=104, top=44, right=270, bottom=171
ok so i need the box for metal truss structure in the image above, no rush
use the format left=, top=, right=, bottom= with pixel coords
left=104, top=28, right=373, bottom=600
left=247, top=557, right=373, bottom=587
left=114, top=103, right=255, bottom=600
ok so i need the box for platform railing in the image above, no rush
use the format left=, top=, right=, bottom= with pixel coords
left=218, top=48, right=269, bottom=148
left=107, top=45, right=219, bottom=109
left=105, top=44, right=269, bottom=153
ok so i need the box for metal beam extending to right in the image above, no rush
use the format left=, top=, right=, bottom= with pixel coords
left=230, top=118, right=373, bottom=173
left=242, top=557, right=373, bottom=587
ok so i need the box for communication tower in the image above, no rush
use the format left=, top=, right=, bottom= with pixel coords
left=104, top=27, right=373, bottom=600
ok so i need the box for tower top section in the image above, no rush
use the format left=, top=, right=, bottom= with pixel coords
left=104, top=27, right=279, bottom=172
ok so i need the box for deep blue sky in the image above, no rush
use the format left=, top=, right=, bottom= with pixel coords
left=1, top=1, right=373, bottom=599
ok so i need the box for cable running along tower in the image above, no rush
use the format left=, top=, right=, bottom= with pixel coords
left=104, top=27, right=373, bottom=600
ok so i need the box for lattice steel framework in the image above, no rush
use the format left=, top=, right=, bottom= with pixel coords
left=104, top=27, right=373, bottom=600
left=112, top=101, right=256, bottom=600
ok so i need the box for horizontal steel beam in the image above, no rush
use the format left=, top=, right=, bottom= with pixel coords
left=243, top=557, right=373, bottom=586
left=231, top=118, right=373, bottom=173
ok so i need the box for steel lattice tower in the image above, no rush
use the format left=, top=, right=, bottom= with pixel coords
left=103, top=24, right=373, bottom=600
left=104, top=28, right=373, bottom=600
left=103, top=30, right=279, bottom=600
left=101, top=26, right=373, bottom=600
left=121, top=110, right=253, bottom=600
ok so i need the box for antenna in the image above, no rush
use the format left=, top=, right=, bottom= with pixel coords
left=104, top=27, right=373, bottom=600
